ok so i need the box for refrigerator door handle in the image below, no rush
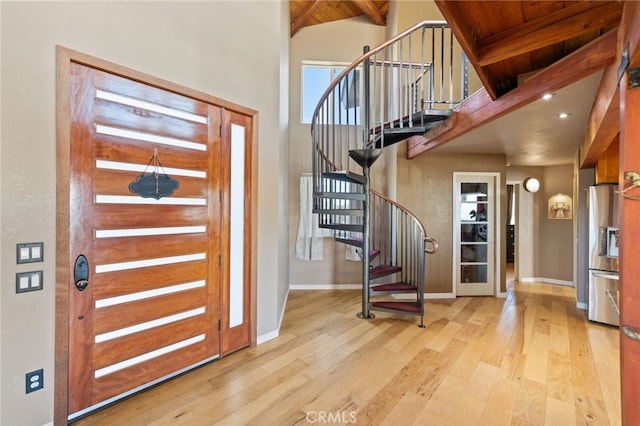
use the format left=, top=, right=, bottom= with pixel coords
left=605, top=289, right=620, bottom=318
left=592, top=271, right=619, bottom=280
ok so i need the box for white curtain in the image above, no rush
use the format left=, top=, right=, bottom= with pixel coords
left=295, top=174, right=331, bottom=260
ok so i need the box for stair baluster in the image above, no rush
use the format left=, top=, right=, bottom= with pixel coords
left=310, top=21, right=465, bottom=327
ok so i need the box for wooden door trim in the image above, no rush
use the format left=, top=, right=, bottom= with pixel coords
left=55, top=46, right=258, bottom=424
left=220, top=110, right=256, bottom=355
left=452, top=172, right=502, bottom=297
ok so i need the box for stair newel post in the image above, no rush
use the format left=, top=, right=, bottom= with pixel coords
left=357, top=162, right=375, bottom=320
left=356, top=45, right=375, bottom=320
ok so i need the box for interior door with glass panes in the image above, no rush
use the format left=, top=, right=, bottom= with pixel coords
left=454, top=173, right=496, bottom=296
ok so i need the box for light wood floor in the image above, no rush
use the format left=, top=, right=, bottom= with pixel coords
left=74, top=278, right=620, bottom=425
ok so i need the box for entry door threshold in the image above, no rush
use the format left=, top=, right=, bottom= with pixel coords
left=67, top=354, right=220, bottom=422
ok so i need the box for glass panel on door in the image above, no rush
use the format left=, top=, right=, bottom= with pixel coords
left=460, top=183, right=488, bottom=284
left=454, top=175, right=495, bottom=296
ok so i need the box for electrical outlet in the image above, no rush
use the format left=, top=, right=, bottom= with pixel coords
left=26, top=369, right=44, bottom=393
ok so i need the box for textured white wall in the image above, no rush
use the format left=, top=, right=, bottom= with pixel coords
left=0, top=2, right=287, bottom=424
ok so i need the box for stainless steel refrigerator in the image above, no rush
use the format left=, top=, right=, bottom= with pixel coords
left=587, top=184, right=620, bottom=326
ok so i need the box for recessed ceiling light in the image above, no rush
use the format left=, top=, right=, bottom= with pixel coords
left=542, top=93, right=554, bottom=100
left=558, top=112, right=570, bottom=119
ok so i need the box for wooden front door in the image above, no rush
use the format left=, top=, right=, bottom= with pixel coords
left=57, top=53, right=253, bottom=419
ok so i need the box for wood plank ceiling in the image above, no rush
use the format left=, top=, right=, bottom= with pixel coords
left=290, top=1, right=628, bottom=166
left=416, top=0, right=625, bottom=165
left=290, top=0, right=389, bottom=37
left=435, top=0, right=623, bottom=100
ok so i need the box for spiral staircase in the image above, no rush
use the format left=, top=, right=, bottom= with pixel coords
left=309, top=21, right=468, bottom=327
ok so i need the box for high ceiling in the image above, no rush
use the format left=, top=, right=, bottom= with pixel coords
left=290, top=1, right=389, bottom=36
left=435, top=1, right=622, bottom=100
left=415, top=0, right=624, bottom=166
left=290, top=1, right=627, bottom=166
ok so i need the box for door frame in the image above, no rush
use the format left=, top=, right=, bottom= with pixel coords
left=452, top=172, right=502, bottom=297
left=619, top=26, right=640, bottom=422
left=54, top=46, right=258, bottom=424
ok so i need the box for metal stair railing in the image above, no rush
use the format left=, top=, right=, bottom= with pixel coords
left=369, top=188, right=439, bottom=297
left=311, top=20, right=468, bottom=200
left=310, top=21, right=466, bottom=324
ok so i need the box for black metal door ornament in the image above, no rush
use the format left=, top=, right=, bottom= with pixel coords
left=129, top=149, right=180, bottom=200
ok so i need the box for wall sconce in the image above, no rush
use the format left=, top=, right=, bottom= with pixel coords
left=548, top=193, right=572, bottom=219
left=523, top=177, right=540, bottom=193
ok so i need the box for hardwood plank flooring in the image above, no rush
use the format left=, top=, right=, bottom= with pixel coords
left=74, top=279, right=620, bottom=425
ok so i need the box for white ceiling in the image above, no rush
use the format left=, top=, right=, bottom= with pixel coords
left=429, top=71, right=605, bottom=167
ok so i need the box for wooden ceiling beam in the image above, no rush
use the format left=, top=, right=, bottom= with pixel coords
left=290, top=0, right=323, bottom=37
left=476, top=2, right=623, bottom=67
left=434, top=0, right=498, bottom=100
left=352, top=0, right=386, bottom=26
left=407, top=29, right=618, bottom=159
left=579, top=61, right=620, bottom=168
left=580, top=1, right=640, bottom=168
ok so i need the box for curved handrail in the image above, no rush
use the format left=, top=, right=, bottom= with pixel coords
left=309, top=21, right=461, bottom=320
left=310, top=20, right=449, bottom=136
left=309, top=19, right=464, bottom=195
left=371, top=187, right=438, bottom=254
left=424, top=236, right=439, bottom=254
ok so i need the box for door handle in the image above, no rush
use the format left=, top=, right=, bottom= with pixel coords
left=74, top=255, right=89, bottom=291
left=605, top=289, right=620, bottom=318
left=592, top=271, right=619, bottom=280
left=623, top=325, right=640, bottom=342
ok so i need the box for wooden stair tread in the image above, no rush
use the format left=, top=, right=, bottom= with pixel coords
left=371, top=282, right=416, bottom=292
left=369, top=249, right=380, bottom=261
left=370, top=301, right=422, bottom=314
left=370, top=264, right=401, bottom=278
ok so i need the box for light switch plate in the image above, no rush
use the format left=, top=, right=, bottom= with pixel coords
left=15, top=271, right=43, bottom=293
left=16, top=243, right=44, bottom=264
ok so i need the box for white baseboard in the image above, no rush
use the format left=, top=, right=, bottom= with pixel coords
left=317, top=290, right=457, bottom=300
left=278, top=287, right=290, bottom=330
left=257, top=329, right=279, bottom=345
left=290, top=285, right=456, bottom=299
left=256, top=288, right=291, bottom=345
left=424, top=292, right=455, bottom=299
left=520, top=277, right=574, bottom=286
